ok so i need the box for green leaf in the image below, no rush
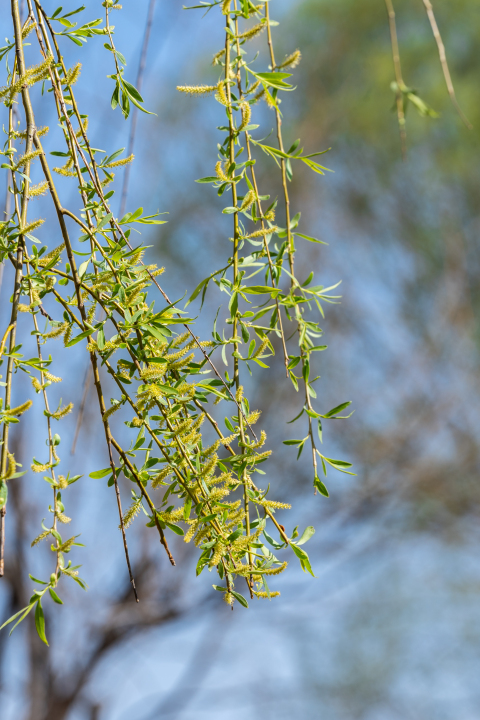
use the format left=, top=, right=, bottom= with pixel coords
left=0, top=481, right=7, bottom=510
left=322, top=401, right=352, bottom=418
left=0, top=603, right=33, bottom=632
left=231, top=590, right=249, bottom=608
left=29, top=575, right=48, bottom=584
left=254, top=71, right=293, bottom=90
left=242, top=285, right=280, bottom=296
left=89, top=467, right=111, bottom=479
left=195, top=176, right=219, bottom=183
left=49, top=588, right=63, bottom=604
left=290, top=543, right=315, bottom=576
left=165, top=522, right=184, bottom=536
left=34, top=599, right=49, bottom=645
left=295, top=525, right=315, bottom=546
left=319, top=455, right=355, bottom=475
left=314, top=477, right=329, bottom=497
left=78, top=259, right=89, bottom=278
left=97, top=328, right=105, bottom=351
left=295, top=232, right=327, bottom=245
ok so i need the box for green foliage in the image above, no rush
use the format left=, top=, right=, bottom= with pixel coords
left=0, top=0, right=354, bottom=644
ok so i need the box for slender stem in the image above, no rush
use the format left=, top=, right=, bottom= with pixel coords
left=224, top=9, right=252, bottom=596
left=384, top=0, right=407, bottom=159
left=1, top=1, right=36, bottom=576
left=119, top=0, right=156, bottom=217
left=264, top=3, right=320, bottom=488
left=421, top=0, right=472, bottom=129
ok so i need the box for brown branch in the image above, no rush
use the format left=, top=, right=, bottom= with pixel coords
left=421, top=0, right=472, bottom=129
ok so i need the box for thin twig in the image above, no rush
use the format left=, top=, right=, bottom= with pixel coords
left=70, top=363, right=92, bottom=455
left=421, top=0, right=472, bottom=129
left=119, top=0, right=156, bottom=218
left=384, top=0, right=407, bottom=159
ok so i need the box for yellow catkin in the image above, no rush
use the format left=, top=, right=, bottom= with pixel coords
left=169, top=331, right=189, bottom=349
left=254, top=87, right=265, bottom=104
left=240, top=189, right=255, bottom=211
left=53, top=164, right=77, bottom=177
left=57, top=536, right=76, bottom=553
left=259, top=498, right=290, bottom=510
left=209, top=486, right=229, bottom=503
left=38, top=243, right=65, bottom=266
left=101, top=173, right=115, bottom=187
left=5, top=399, right=32, bottom=417
left=222, top=0, right=231, bottom=14
left=177, top=85, right=217, bottom=95
left=0, top=56, right=53, bottom=102
left=212, top=48, right=225, bottom=65
left=21, top=218, right=45, bottom=235
left=246, top=409, right=261, bottom=425
left=42, top=322, right=69, bottom=340
left=121, top=498, right=142, bottom=529
left=105, top=153, right=134, bottom=168
left=86, top=305, right=96, bottom=325
left=263, top=561, right=288, bottom=576
left=65, top=62, right=82, bottom=86
left=250, top=429, right=266, bottom=450
left=221, top=433, right=237, bottom=446
left=57, top=475, right=68, bottom=489
left=28, top=181, right=49, bottom=199
left=4, top=453, right=16, bottom=480
left=215, top=82, right=229, bottom=106
left=255, top=591, right=281, bottom=599
left=184, top=521, right=199, bottom=543
left=63, top=324, right=75, bottom=347
left=235, top=385, right=244, bottom=403
left=241, top=225, right=278, bottom=240
left=209, top=542, right=226, bottom=566
left=102, top=403, right=121, bottom=421
left=31, top=462, right=51, bottom=473
left=278, top=49, right=302, bottom=70
left=151, top=466, right=172, bottom=488
left=169, top=353, right=194, bottom=371
left=44, top=372, right=62, bottom=382
left=264, top=208, right=276, bottom=222
left=203, top=440, right=220, bottom=458
left=215, top=160, right=229, bottom=182
left=140, top=366, right=165, bottom=382
left=238, top=101, right=252, bottom=132
left=31, top=530, right=51, bottom=547
left=57, top=513, right=72, bottom=524
left=246, top=79, right=261, bottom=95
left=76, top=117, right=89, bottom=138
left=51, top=402, right=74, bottom=420
left=237, top=22, right=265, bottom=42
left=14, top=149, right=42, bottom=170
left=18, top=304, right=30, bottom=313
left=31, top=376, right=43, bottom=392
left=253, top=337, right=269, bottom=358
left=61, top=567, right=79, bottom=578
left=224, top=591, right=234, bottom=605
left=21, top=21, right=37, bottom=40
left=126, top=283, right=147, bottom=307
left=200, top=454, right=218, bottom=477
left=253, top=449, right=272, bottom=462
left=12, top=125, right=48, bottom=141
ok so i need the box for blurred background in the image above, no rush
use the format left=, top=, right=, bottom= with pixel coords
left=1, top=0, right=480, bottom=718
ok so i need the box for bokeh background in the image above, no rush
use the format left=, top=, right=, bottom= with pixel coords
left=1, top=1, right=480, bottom=718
